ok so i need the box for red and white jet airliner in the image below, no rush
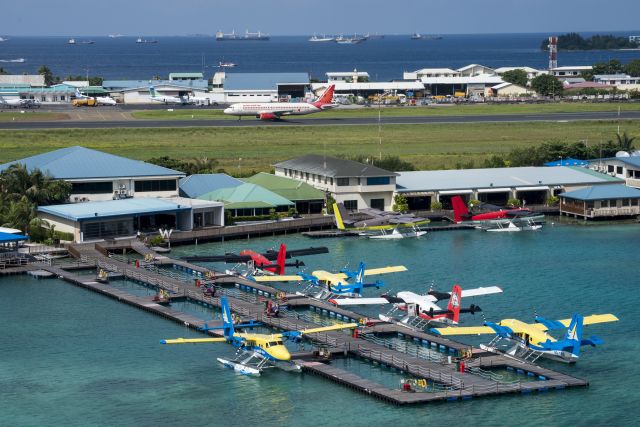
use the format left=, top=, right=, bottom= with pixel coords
left=223, top=85, right=336, bottom=120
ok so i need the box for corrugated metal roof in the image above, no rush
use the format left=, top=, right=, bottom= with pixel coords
left=0, top=75, right=45, bottom=87
left=179, top=174, right=243, bottom=198
left=38, top=198, right=190, bottom=222
left=102, top=79, right=208, bottom=91
left=274, top=155, right=396, bottom=178
left=0, top=146, right=185, bottom=179
left=396, top=166, right=621, bottom=193
left=560, top=184, right=640, bottom=201
left=420, top=74, right=504, bottom=84
left=169, top=73, right=204, bottom=79
left=312, top=82, right=424, bottom=91
left=197, top=183, right=293, bottom=207
left=224, top=73, right=309, bottom=91
left=243, top=172, right=325, bottom=201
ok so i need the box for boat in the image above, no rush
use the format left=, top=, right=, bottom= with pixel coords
left=216, top=30, right=270, bottom=41
left=108, top=33, right=123, bottom=38
left=0, top=58, right=25, bottom=63
left=68, top=38, right=94, bottom=45
left=308, top=34, right=334, bottom=42
left=96, top=268, right=110, bottom=283
left=152, top=289, right=171, bottom=305
left=136, top=37, right=158, bottom=44
left=335, top=34, right=366, bottom=44
left=218, top=61, right=237, bottom=68
left=368, top=226, right=427, bottom=239
left=411, top=33, right=442, bottom=40
left=79, top=40, right=95, bottom=45
left=0, top=36, right=8, bottom=42
left=68, top=38, right=76, bottom=44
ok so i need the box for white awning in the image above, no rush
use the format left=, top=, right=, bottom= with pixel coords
left=477, top=188, right=511, bottom=193
left=438, top=190, right=473, bottom=195
left=515, top=186, right=549, bottom=191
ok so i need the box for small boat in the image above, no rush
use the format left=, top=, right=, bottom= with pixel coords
left=216, top=30, right=270, bottom=41
left=152, top=289, right=171, bottom=305
left=79, top=40, right=95, bottom=44
left=369, top=227, right=427, bottom=239
left=68, top=38, right=76, bottom=44
left=108, top=33, right=123, bottom=38
left=218, top=61, right=237, bottom=68
left=335, top=35, right=364, bottom=45
left=0, top=36, right=8, bottom=42
left=136, top=37, right=158, bottom=44
left=96, top=268, right=110, bottom=283
left=151, top=246, right=171, bottom=254
left=411, top=33, right=442, bottom=40
left=0, top=58, right=25, bottom=63
left=309, top=34, right=334, bottom=42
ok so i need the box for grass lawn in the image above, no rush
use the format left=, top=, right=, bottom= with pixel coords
left=129, top=102, right=640, bottom=120
left=0, top=119, right=637, bottom=172
left=0, top=112, right=69, bottom=122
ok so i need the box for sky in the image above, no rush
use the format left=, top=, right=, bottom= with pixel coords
left=3, top=0, right=640, bottom=36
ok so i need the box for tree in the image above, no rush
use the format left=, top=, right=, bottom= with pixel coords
left=530, top=74, right=563, bottom=97
left=37, top=65, right=55, bottom=86
left=613, top=132, right=636, bottom=153
left=392, top=194, right=408, bottom=213
left=624, top=60, right=640, bottom=77
left=501, top=69, right=528, bottom=87
left=0, top=67, right=9, bottom=75
left=592, top=59, right=623, bottom=76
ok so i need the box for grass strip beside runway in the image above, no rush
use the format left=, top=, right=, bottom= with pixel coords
left=0, top=119, right=636, bottom=172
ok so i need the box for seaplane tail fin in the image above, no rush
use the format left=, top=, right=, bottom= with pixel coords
left=275, top=243, right=287, bottom=275
left=451, top=196, right=469, bottom=223
left=446, top=284, right=462, bottom=323
left=220, top=297, right=235, bottom=339
left=562, top=314, right=584, bottom=357
left=149, top=85, right=158, bottom=98
left=333, top=203, right=346, bottom=230
left=312, top=84, right=335, bottom=107
left=355, top=261, right=366, bottom=284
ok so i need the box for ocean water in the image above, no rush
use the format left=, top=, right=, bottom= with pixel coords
left=1, top=222, right=639, bottom=426
left=0, top=33, right=639, bottom=81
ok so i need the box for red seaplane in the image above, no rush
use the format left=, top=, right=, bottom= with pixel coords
left=451, top=195, right=540, bottom=224
left=182, top=243, right=329, bottom=275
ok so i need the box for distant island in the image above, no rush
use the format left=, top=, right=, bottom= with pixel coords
left=541, top=33, right=638, bottom=51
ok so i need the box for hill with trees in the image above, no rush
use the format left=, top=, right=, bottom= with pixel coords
left=541, top=33, right=637, bottom=51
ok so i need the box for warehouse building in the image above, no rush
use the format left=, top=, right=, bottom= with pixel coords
left=396, top=166, right=621, bottom=210
left=559, top=185, right=640, bottom=219
left=221, top=72, right=311, bottom=103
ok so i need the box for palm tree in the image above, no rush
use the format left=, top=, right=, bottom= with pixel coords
left=615, top=131, right=636, bottom=153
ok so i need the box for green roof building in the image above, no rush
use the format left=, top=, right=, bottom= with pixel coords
left=243, top=172, right=326, bottom=214
left=197, top=182, right=294, bottom=217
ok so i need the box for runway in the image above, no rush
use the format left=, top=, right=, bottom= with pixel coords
left=0, top=110, right=638, bottom=130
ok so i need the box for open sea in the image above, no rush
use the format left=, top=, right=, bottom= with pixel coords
left=0, top=33, right=639, bottom=81
left=1, top=221, right=639, bottom=426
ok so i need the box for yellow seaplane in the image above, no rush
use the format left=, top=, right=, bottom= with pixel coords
left=252, top=261, right=407, bottom=299
left=431, top=313, right=619, bottom=363
left=161, top=296, right=356, bottom=375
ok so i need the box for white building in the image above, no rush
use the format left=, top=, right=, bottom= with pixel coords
left=222, top=72, right=311, bottom=103
left=273, top=155, right=397, bottom=211
left=551, top=66, right=592, bottom=80
left=589, top=156, right=640, bottom=188
left=0, top=146, right=185, bottom=202
left=327, top=70, right=370, bottom=83
left=457, top=64, right=496, bottom=77
left=593, top=74, right=640, bottom=86
left=420, top=74, right=504, bottom=96
left=403, top=68, right=460, bottom=80
left=494, top=67, right=547, bottom=80
left=0, top=75, right=46, bottom=87
left=489, top=82, right=535, bottom=97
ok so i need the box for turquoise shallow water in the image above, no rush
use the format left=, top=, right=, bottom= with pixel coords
left=1, top=222, right=639, bottom=426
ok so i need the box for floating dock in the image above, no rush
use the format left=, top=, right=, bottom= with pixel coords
left=21, top=239, right=588, bottom=405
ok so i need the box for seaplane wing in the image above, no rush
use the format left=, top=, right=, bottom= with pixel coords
left=253, top=275, right=304, bottom=282
left=461, top=286, right=503, bottom=298
left=296, top=323, right=358, bottom=335
left=534, top=313, right=619, bottom=331
left=330, top=297, right=393, bottom=306
left=312, top=270, right=346, bottom=282
left=333, top=265, right=407, bottom=279
left=160, top=337, right=227, bottom=344
left=430, top=326, right=497, bottom=336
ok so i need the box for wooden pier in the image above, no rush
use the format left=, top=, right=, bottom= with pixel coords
left=19, top=240, right=588, bottom=405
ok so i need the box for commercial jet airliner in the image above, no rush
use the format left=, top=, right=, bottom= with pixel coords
left=223, top=84, right=336, bottom=120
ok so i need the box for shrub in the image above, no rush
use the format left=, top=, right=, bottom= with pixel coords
left=546, top=195, right=559, bottom=206
left=431, top=201, right=443, bottom=211
left=469, top=199, right=481, bottom=208
left=507, top=198, right=521, bottom=208
left=148, top=235, right=164, bottom=246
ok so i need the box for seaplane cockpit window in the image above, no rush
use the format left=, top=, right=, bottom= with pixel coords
left=275, top=341, right=284, bottom=346
left=268, top=342, right=279, bottom=347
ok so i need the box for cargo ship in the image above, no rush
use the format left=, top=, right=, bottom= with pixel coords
left=216, top=30, right=270, bottom=41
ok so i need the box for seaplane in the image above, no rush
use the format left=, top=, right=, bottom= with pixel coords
left=334, top=202, right=429, bottom=233
left=0, top=95, right=40, bottom=109
left=330, top=284, right=503, bottom=327
left=451, top=196, right=544, bottom=227
left=367, top=226, right=427, bottom=239
left=161, top=296, right=356, bottom=375
left=431, top=313, right=619, bottom=363
left=483, top=218, right=542, bottom=232
left=252, top=261, right=407, bottom=300
left=182, top=243, right=328, bottom=276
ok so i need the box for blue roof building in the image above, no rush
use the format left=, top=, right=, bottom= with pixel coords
left=544, top=158, right=589, bottom=167
left=559, top=184, right=640, bottom=219
left=179, top=174, right=243, bottom=198
left=38, top=197, right=224, bottom=242
left=102, top=79, right=209, bottom=92
left=0, top=146, right=185, bottom=202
